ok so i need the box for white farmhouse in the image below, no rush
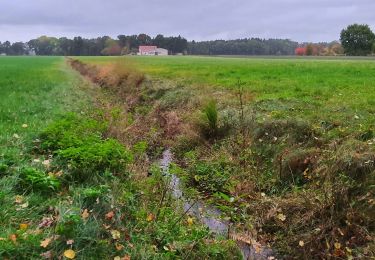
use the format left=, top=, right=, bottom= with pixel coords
left=138, top=46, right=168, bottom=56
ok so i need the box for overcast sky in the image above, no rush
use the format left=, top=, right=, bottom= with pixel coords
left=1, top=0, right=374, bottom=43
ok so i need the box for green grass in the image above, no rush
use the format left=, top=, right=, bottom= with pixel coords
left=0, top=57, right=241, bottom=259
left=0, top=57, right=90, bottom=160
left=0, top=57, right=91, bottom=258
left=80, top=55, right=375, bottom=135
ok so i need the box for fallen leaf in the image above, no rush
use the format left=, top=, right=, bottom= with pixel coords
left=42, top=160, right=50, bottom=167
left=114, top=257, right=121, bottom=260
left=63, top=249, right=76, bottom=259
left=22, top=124, right=28, bottom=128
left=0, top=237, right=5, bottom=241
left=20, top=202, right=29, bottom=208
left=13, top=133, right=20, bottom=139
left=9, top=234, right=17, bottom=243
left=334, top=242, right=341, bottom=249
left=115, top=243, right=124, bottom=251
left=81, top=209, right=89, bottom=220
left=111, top=230, right=121, bottom=240
left=66, top=239, right=74, bottom=245
left=40, top=237, right=52, bottom=248
left=102, top=224, right=111, bottom=230
left=55, top=170, right=63, bottom=177
left=105, top=211, right=115, bottom=220
left=15, top=195, right=23, bottom=204
left=277, top=213, right=286, bottom=222
left=299, top=240, right=305, bottom=247
left=187, top=217, right=194, bottom=226
left=19, top=223, right=28, bottom=230
left=39, top=217, right=54, bottom=228
left=146, top=213, right=155, bottom=222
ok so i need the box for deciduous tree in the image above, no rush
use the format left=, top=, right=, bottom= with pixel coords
left=340, top=24, right=375, bottom=56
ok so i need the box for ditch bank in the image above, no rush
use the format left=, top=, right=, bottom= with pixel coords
left=160, top=149, right=275, bottom=260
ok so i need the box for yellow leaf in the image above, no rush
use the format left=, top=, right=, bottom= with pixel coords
left=115, top=243, right=124, bottom=251
left=334, top=242, right=341, bottom=249
left=114, top=257, right=121, bottom=260
left=299, top=240, right=304, bottom=247
left=63, top=249, right=76, bottom=259
left=15, top=195, right=23, bottom=204
left=277, top=213, right=286, bottom=222
left=146, top=213, right=154, bottom=222
left=40, top=238, right=52, bottom=248
left=187, top=217, right=194, bottom=226
left=22, top=124, right=28, bottom=128
left=0, top=237, right=6, bottom=241
left=81, top=209, right=89, bottom=220
left=19, top=223, right=29, bottom=230
left=111, top=230, right=121, bottom=240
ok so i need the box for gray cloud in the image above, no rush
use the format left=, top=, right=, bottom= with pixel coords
left=1, top=0, right=375, bottom=42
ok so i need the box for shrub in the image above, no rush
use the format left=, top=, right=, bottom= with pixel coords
left=39, top=113, right=133, bottom=182
left=40, top=113, right=106, bottom=151
left=18, top=167, right=60, bottom=192
left=58, top=139, right=133, bottom=181
left=189, top=161, right=231, bottom=194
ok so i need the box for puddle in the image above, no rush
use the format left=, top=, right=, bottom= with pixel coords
left=160, top=149, right=275, bottom=260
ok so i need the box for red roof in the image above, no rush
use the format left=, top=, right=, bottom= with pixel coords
left=139, top=46, right=157, bottom=53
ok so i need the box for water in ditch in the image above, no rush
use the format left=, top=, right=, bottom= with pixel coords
left=160, top=149, right=275, bottom=260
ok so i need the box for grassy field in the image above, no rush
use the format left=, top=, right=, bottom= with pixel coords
left=80, top=56, right=375, bottom=134
left=0, top=57, right=240, bottom=259
left=77, top=55, right=375, bottom=259
left=1, top=55, right=374, bottom=259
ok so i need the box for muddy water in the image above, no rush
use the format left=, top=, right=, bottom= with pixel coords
left=160, top=149, right=275, bottom=260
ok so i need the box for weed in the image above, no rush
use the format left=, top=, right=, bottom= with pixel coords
left=189, top=161, right=232, bottom=194
left=18, top=167, right=61, bottom=193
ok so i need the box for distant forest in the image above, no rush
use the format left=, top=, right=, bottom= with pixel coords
left=0, top=34, right=340, bottom=56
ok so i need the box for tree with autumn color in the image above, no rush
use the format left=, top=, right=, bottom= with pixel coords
left=101, top=38, right=121, bottom=56
left=340, top=24, right=375, bottom=56
left=295, top=47, right=306, bottom=56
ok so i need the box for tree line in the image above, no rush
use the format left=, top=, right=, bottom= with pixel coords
left=1, top=24, right=374, bottom=56
left=0, top=34, right=188, bottom=56
left=0, top=34, right=301, bottom=56
left=188, top=38, right=299, bottom=55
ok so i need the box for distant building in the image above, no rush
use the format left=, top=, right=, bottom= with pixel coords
left=138, top=46, right=168, bottom=56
